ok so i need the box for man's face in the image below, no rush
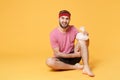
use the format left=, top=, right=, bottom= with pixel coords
left=59, top=16, right=70, bottom=29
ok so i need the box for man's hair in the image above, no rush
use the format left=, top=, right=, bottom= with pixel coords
left=59, top=10, right=71, bottom=18
left=59, top=10, right=71, bottom=15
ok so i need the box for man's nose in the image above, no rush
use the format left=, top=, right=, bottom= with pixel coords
left=63, top=19, right=67, bottom=22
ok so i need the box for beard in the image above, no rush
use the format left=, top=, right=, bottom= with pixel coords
left=59, top=22, right=69, bottom=29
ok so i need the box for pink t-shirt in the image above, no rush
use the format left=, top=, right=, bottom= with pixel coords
left=50, top=25, right=78, bottom=54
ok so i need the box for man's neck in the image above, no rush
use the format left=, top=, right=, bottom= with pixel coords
left=58, top=26, right=69, bottom=33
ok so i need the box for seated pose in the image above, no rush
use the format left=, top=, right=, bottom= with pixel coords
left=46, top=10, right=94, bottom=77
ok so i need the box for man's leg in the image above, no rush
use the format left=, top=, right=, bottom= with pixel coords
left=46, top=57, right=83, bottom=70
left=78, top=40, right=95, bottom=77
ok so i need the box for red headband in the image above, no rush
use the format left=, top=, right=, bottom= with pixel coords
left=59, top=13, right=71, bottom=18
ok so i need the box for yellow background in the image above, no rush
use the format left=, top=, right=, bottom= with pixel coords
left=0, top=0, right=120, bottom=80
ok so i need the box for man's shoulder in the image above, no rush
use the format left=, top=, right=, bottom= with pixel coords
left=69, top=25, right=78, bottom=31
left=50, top=28, right=58, bottom=36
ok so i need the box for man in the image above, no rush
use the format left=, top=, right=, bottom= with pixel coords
left=46, top=10, right=94, bottom=77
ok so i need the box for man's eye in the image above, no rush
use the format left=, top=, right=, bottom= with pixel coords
left=61, top=17, right=64, bottom=19
left=66, top=18, right=69, bottom=20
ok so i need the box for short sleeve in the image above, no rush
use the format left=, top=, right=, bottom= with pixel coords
left=74, top=27, right=79, bottom=35
left=50, top=32, right=58, bottom=48
left=71, top=25, right=79, bottom=37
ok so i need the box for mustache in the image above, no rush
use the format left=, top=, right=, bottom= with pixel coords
left=59, top=22, right=69, bottom=29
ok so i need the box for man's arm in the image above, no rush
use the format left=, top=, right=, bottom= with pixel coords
left=52, top=47, right=80, bottom=58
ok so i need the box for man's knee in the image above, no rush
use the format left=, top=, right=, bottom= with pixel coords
left=78, top=39, right=89, bottom=46
left=46, top=58, right=56, bottom=67
left=78, top=40, right=86, bottom=45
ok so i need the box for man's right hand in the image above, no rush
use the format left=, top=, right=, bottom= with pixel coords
left=75, top=51, right=81, bottom=57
